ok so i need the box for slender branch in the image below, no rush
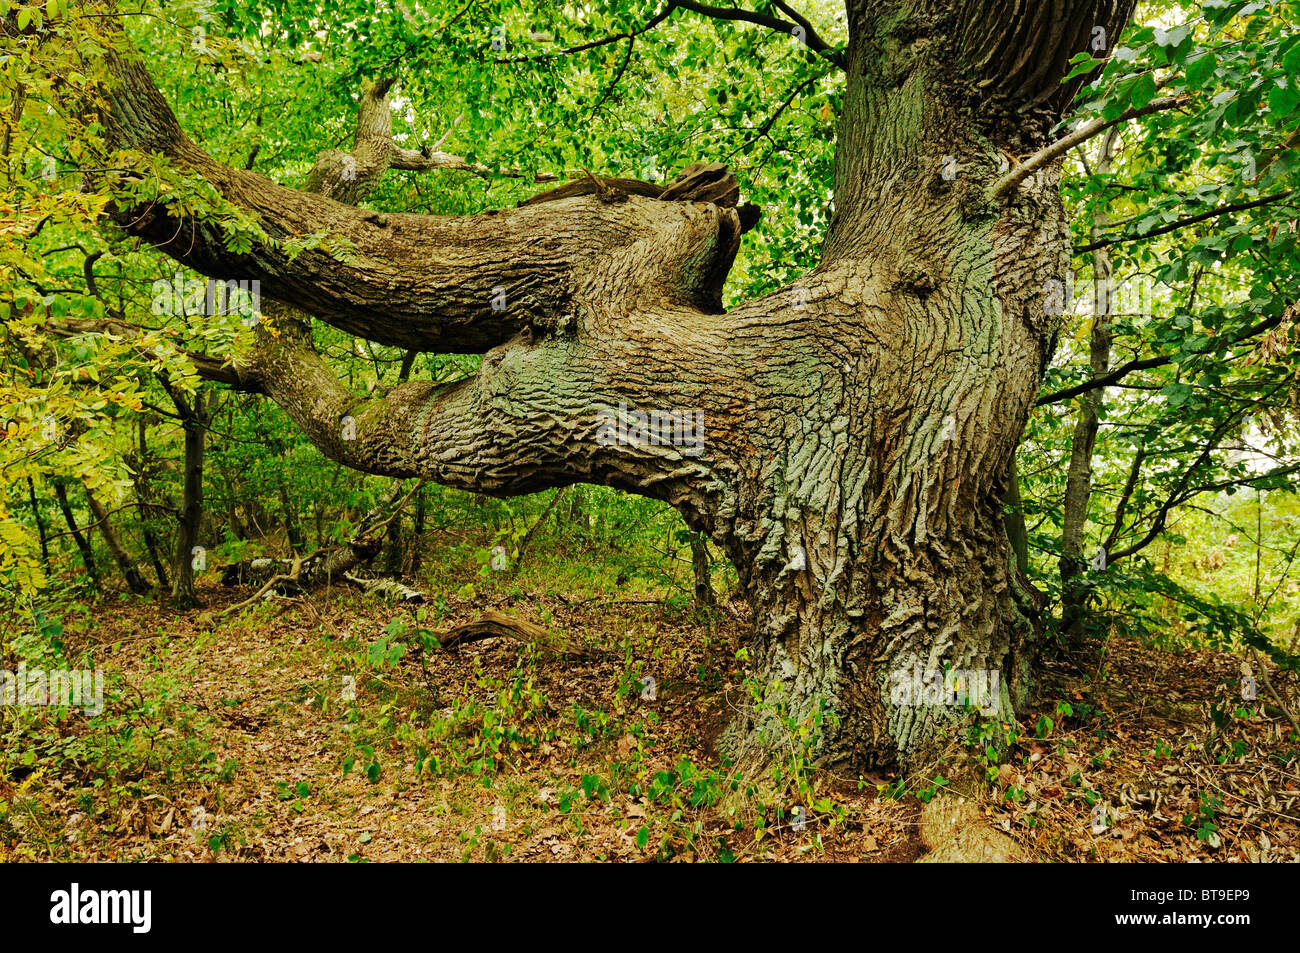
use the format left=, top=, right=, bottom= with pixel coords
left=495, top=5, right=676, bottom=63
left=1107, top=392, right=1285, bottom=565
left=989, top=95, right=1188, bottom=200
left=770, top=0, right=822, bottom=48
left=1075, top=191, right=1295, bottom=254
left=675, top=0, right=843, bottom=68
left=1036, top=310, right=1289, bottom=406
left=1250, top=646, right=1300, bottom=735
left=495, top=1, right=844, bottom=70
left=45, top=316, right=262, bottom=392
left=1179, top=462, right=1300, bottom=498
left=590, top=33, right=635, bottom=117
left=730, top=74, right=820, bottom=155
left=1102, top=447, right=1147, bottom=556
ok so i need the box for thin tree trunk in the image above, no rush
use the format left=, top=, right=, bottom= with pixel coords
left=170, top=388, right=210, bottom=608
left=54, top=482, right=100, bottom=587
left=383, top=353, right=420, bottom=575
left=689, top=532, right=715, bottom=608
left=409, top=485, right=426, bottom=575
left=83, top=485, right=152, bottom=594
left=279, top=481, right=305, bottom=555
left=382, top=482, right=404, bottom=574
left=133, top=418, right=170, bottom=589
left=27, top=476, right=50, bottom=571
left=383, top=513, right=404, bottom=574
left=511, top=487, right=568, bottom=572
left=1060, top=127, right=1119, bottom=652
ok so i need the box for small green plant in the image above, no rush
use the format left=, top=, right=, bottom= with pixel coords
left=918, top=775, right=949, bottom=803
left=1183, top=790, right=1224, bottom=847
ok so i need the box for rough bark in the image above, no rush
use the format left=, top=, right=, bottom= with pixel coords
left=82, top=0, right=1137, bottom=769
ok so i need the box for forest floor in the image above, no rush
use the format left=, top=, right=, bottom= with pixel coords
left=3, top=567, right=1299, bottom=862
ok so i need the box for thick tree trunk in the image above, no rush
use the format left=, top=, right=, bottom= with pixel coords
left=708, top=2, right=1131, bottom=768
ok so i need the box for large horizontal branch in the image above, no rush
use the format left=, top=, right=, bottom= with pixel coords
left=163, top=69, right=730, bottom=516
left=90, top=31, right=756, bottom=355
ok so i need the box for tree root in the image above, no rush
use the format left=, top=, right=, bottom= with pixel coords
left=431, top=610, right=615, bottom=662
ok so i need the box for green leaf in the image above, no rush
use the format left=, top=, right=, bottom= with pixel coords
left=1185, top=52, right=1217, bottom=90
left=1131, top=73, right=1158, bottom=109
left=1269, top=81, right=1299, bottom=118
left=1065, top=54, right=1106, bottom=81
left=1284, top=40, right=1300, bottom=76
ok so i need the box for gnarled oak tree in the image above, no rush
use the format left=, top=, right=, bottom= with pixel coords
left=77, top=0, right=1140, bottom=769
